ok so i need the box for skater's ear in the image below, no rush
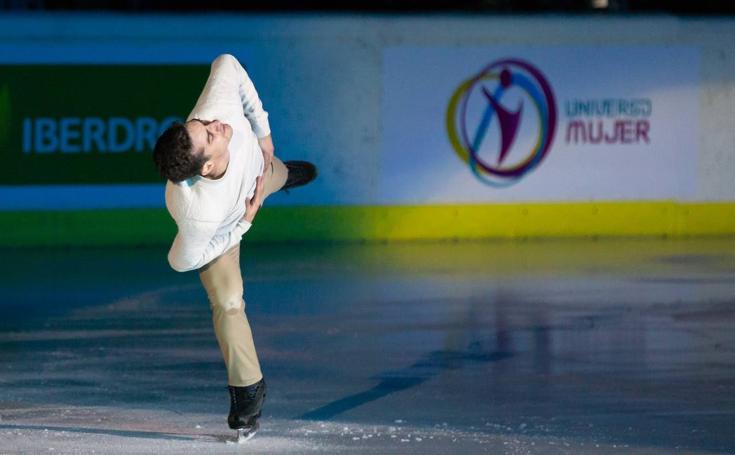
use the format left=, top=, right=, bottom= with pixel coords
left=200, top=158, right=215, bottom=177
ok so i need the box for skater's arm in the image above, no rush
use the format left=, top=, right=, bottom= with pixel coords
left=231, top=55, right=271, bottom=139
left=214, top=54, right=271, bottom=139
left=187, top=54, right=271, bottom=140
left=167, top=219, right=252, bottom=272
left=257, top=134, right=275, bottom=176
left=243, top=175, right=265, bottom=223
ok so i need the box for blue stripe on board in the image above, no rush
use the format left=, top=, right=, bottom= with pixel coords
left=0, top=184, right=165, bottom=210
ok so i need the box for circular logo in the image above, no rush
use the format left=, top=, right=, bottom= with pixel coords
left=446, top=59, right=557, bottom=187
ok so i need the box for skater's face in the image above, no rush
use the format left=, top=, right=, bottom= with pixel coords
left=185, top=118, right=233, bottom=179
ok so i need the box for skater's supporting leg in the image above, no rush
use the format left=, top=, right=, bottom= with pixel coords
left=199, top=244, right=262, bottom=387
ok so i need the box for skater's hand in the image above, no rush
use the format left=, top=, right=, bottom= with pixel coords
left=258, top=135, right=274, bottom=174
left=244, top=175, right=265, bottom=223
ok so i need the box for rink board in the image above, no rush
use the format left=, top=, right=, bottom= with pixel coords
left=2, top=201, right=735, bottom=246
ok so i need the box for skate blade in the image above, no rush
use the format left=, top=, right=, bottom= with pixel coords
left=226, top=426, right=258, bottom=444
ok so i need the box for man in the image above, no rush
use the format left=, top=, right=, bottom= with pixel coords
left=152, top=53, right=316, bottom=441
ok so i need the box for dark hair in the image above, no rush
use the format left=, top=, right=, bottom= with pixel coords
left=153, top=122, right=207, bottom=182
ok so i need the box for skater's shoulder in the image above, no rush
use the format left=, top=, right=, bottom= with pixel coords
left=166, top=179, right=228, bottom=224
left=165, top=179, right=193, bottom=218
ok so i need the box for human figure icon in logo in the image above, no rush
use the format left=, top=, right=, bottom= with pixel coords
left=480, top=68, right=524, bottom=166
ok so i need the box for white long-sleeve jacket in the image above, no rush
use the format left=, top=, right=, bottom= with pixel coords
left=165, top=54, right=270, bottom=272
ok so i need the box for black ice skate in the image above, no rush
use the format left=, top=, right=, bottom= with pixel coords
left=281, top=161, right=317, bottom=191
left=228, top=378, right=267, bottom=442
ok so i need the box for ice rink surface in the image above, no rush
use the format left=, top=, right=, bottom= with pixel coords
left=1, top=238, right=734, bottom=454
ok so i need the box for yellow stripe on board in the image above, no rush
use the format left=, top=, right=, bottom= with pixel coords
left=260, top=201, right=735, bottom=242
left=1, top=201, right=735, bottom=246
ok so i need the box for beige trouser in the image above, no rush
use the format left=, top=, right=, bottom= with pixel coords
left=198, top=157, right=288, bottom=387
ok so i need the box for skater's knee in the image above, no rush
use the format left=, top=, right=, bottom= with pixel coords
left=210, top=294, right=245, bottom=315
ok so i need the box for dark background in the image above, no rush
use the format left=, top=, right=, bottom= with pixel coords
left=1, top=0, right=733, bottom=14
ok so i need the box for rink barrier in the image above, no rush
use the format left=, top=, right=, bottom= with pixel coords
left=2, top=201, right=735, bottom=246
